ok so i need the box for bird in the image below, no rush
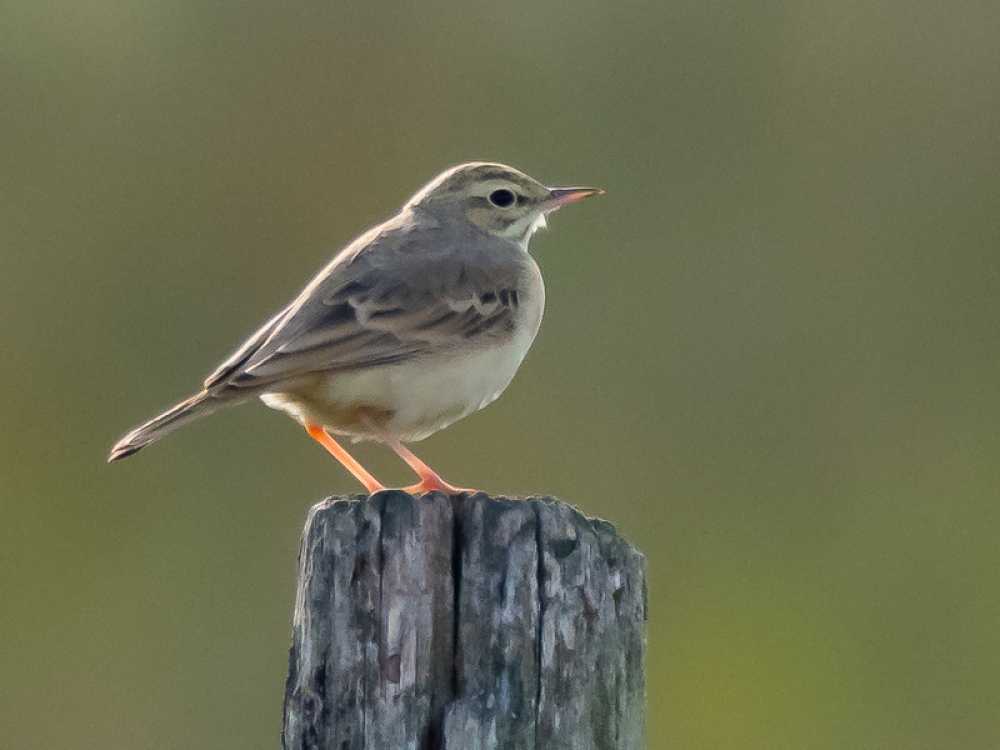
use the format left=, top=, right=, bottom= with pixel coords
left=108, top=162, right=603, bottom=494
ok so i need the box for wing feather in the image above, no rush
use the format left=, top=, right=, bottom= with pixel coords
left=205, top=210, right=531, bottom=393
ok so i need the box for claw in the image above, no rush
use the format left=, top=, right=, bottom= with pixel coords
left=401, top=478, right=478, bottom=496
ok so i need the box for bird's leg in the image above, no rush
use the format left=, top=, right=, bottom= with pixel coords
left=383, top=436, right=477, bottom=496
left=305, top=424, right=385, bottom=494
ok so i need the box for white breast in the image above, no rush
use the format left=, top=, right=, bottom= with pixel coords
left=378, top=327, right=538, bottom=441
left=262, top=252, right=546, bottom=443
left=260, top=327, right=537, bottom=442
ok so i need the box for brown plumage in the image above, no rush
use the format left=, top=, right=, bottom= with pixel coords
left=109, top=162, right=602, bottom=493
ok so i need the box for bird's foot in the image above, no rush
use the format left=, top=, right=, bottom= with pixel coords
left=381, top=436, right=477, bottom=495
left=401, top=474, right=478, bottom=496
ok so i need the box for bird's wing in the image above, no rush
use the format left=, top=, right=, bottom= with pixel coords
left=206, top=212, right=530, bottom=393
left=203, top=305, right=294, bottom=389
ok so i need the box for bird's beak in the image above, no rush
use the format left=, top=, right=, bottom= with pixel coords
left=543, top=186, right=605, bottom=210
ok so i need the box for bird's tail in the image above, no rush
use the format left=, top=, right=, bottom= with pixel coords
left=108, top=391, right=228, bottom=462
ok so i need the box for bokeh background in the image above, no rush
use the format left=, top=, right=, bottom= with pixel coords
left=3, top=1, right=999, bottom=748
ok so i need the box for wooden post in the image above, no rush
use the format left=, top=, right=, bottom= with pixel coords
left=282, top=491, right=647, bottom=750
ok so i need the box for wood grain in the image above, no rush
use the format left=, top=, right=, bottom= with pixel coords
left=283, top=491, right=646, bottom=750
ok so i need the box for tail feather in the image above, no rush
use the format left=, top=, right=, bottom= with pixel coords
left=108, top=391, right=226, bottom=462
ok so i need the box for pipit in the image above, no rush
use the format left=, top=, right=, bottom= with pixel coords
left=108, top=162, right=602, bottom=494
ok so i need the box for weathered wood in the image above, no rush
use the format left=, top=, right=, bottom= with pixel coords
left=283, top=491, right=647, bottom=750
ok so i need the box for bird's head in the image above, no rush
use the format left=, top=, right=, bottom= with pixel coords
left=406, top=162, right=603, bottom=248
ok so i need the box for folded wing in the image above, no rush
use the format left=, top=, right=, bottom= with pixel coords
left=204, top=219, right=527, bottom=394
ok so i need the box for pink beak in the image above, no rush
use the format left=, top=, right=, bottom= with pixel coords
left=544, top=186, right=605, bottom=210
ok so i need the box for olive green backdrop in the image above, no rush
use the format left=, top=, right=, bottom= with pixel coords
left=3, top=1, right=998, bottom=748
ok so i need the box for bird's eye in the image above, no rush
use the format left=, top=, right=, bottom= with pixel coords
left=488, top=189, right=516, bottom=209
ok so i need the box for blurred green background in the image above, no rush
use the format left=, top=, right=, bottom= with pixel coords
left=3, top=1, right=999, bottom=748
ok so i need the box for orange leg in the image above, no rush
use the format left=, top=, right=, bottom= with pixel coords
left=384, top=436, right=478, bottom=496
left=305, top=424, right=385, bottom=494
